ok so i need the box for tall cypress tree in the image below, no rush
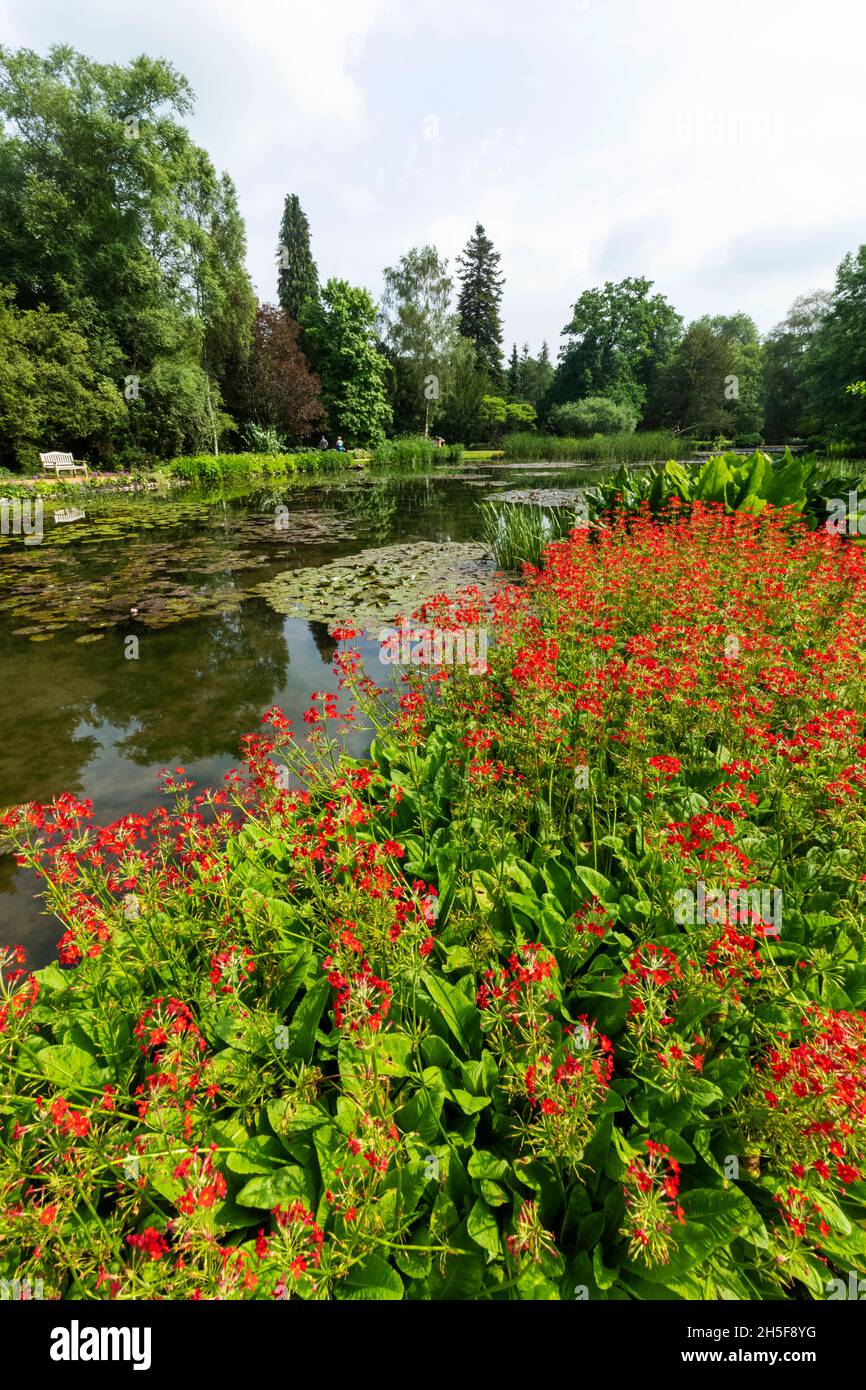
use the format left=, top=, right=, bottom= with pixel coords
left=276, top=194, right=319, bottom=321
left=456, top=223, right=505, bottom=383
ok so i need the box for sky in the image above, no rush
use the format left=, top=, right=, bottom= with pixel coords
left=2, top=0, right=866, bottom=356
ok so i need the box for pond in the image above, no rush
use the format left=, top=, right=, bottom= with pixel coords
left=0, top=458, right=630, bottom=964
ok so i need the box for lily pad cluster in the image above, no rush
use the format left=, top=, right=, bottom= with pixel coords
left=255, top=541, right=498, bottom=633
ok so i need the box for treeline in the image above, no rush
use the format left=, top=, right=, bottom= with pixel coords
left=0, top=45, right=864, bottom=471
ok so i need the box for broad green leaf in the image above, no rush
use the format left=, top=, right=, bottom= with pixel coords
left=467, top=1198, right=501, bottom=1257
left=35, top=1043, right=108, bottom=1090
left=235, top=1164, right=311, bottom=1209
left=337, top=1253, right=403, bottom=1300
left=288, top=976, right=329, bottom=1062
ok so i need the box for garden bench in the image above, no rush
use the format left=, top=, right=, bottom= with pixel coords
left=39, top=451, right=89, bottom=478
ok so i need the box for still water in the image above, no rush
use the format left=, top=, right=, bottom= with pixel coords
left=0, top=460, right=621, bottom=963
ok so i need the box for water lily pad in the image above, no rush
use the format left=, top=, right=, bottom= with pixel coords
left=256, top=541, right=496, bottom=633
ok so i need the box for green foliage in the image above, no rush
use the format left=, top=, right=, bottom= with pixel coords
left=127, top=355, right=234, bottom=459
left=800, top=246, right=866, bottom=446
left=506, top=341, right=556, bottom=409
left=456, top=223, right=505, bottom=384
left=503, top=430, right=687, bottom=462
left=300, top=279, right=392, bottom=446
left=371, top=436, right=463, bottom=467
left=549, top=397, right=638, bottom=437
left=479, top=500, right=575, bottom=567
left=493, top=449, right=859, bottom=540
left=435, top=336, right=488, bottom=444
left=379, top=245, right=458, bottom=436
left=276, top=194, right=319, bottom=321
left=0, top=286, right=125, bottom=468
left=479, top=396, right=537, bottom=440
left=762, top=292, right=832, bottom=441
left=0, top=44, right=255, bottom=463
left=655, top=316, right=764, bottom=443
left=243, top=423, right=288, bottom=454
left=167, top=449, right=353, bottom=483
left=552, top=277, right=682, bottom=419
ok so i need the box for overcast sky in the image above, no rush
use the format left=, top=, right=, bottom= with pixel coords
left=3, top=0, right=865, bottom=355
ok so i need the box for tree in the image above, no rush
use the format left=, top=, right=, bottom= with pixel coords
left=479, top=395, right=536, bottom=441
left=691, top=314, right=763, bottom=441
left=129, top=355, right=232, bottom=460
left=797, top=248, right=866, bottom=444
left=276, top=194, right=319, bottom=322
left=549, top=397, right=637, bottom=437
left=379, top=246, right=458, bottom=435
left=300, top=279, right=392, bottom=445
left=654, top=316, right=763, bottom=441
left=0, top=44, right=255, bottom=460
left=227, top=304, right=324, bottom=441
left=435, top=336, right=488, bottom=444
left=186, top=166, right=256, bottom=452
left=553, top=277, right=682, bottom=418
left=763, top=291, right=831, bottom=441
left=516, top=341, right=555, bottom=405
left=0, top=286, right=125, bottom=468
left=456, top=224, right=505, bottom=383
left=507, top=343, right=520, bottom=397
left=479, top=395, right=507, bottom=439
left=656, top=321, right=738, bottom=437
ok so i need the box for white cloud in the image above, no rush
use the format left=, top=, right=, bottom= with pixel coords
left=2, top=0, right=866, bottom=345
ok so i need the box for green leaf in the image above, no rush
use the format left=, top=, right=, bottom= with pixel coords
left=235, top=1165, right=311, bottom=1209
left=468, top=1150, right=510, bottom=1181
left=449, top=1088, right=491, bottom=1115
left=572, top=865, right=613, bottom=902
left=266, top=1099, right=329, bottom=1142
left=337, top=1254, right=403, bottom=1300
left=693, top=455, right=734, bottom=502
left=288, top=976, right=329, bottom=1062
left=394, top=1240, right=432, bottom=1280
left=467, top=1198, right=502, bottom=1257
left=593, top=1245, right=619, bottom=1290
left=421, top=971, right=481, bottom=1054
left=396, top=1066, right=446, bottom=1143
left=35, top=1043, right=108, bottom=1090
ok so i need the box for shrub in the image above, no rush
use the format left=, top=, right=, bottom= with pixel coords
left=549, top=398, right=638, bottom=437
left=242, top=424, right=288, bottom=455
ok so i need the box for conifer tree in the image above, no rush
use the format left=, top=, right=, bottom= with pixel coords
left=277, top=194, right=319, bottom=320
left=456, top=223, right=505, bottom=383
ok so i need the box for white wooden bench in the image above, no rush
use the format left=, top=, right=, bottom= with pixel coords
left=39, top=451, right=89, bottom=478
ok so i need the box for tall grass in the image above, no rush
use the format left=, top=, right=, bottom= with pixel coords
left=503, top=431, right=688, bottom=462
left=479, top=500, right=578, bottom=569
left=371, top=436, right=463, bottom=467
